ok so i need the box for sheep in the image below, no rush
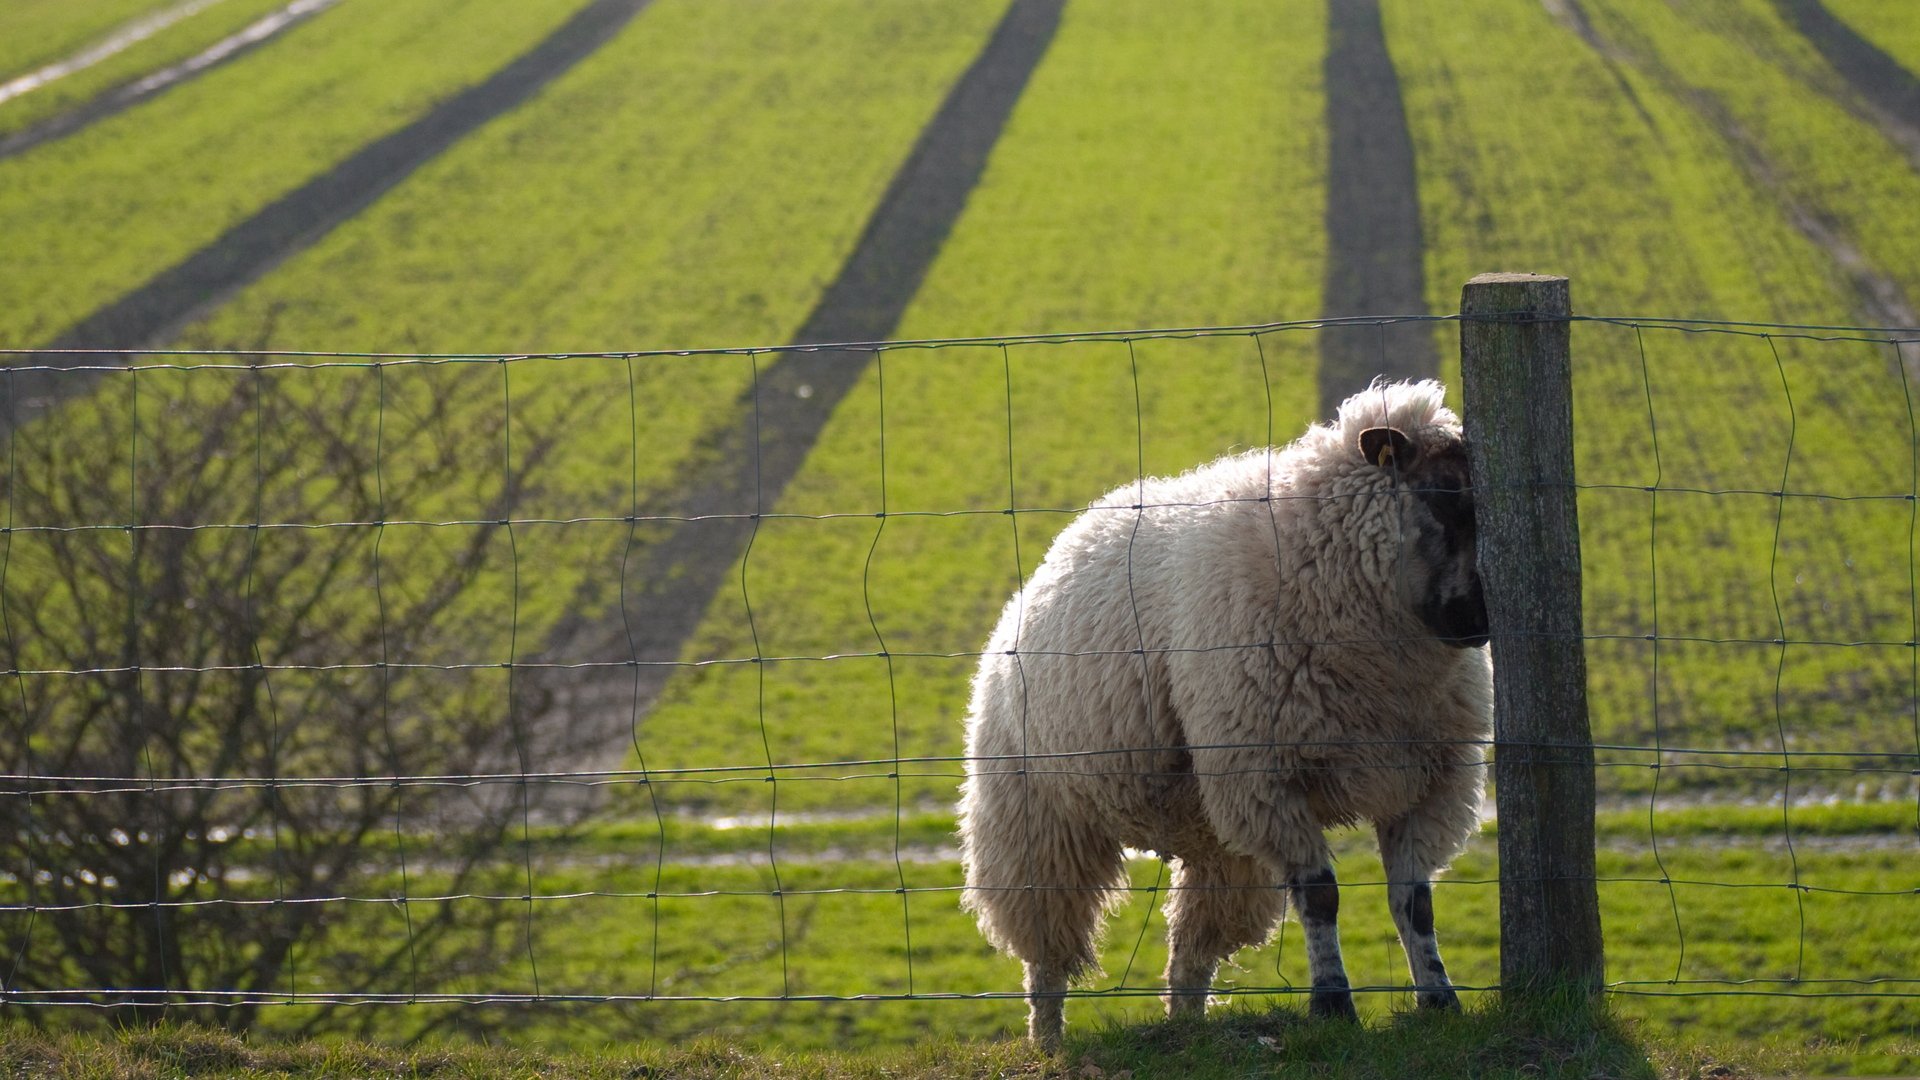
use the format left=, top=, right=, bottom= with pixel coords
left=956, top=379, right=1492, bottom=1049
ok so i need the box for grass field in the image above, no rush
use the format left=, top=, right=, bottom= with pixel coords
left=0, top=1000, right=1793, bottom=1080
left=0, top=0, right=300, bottom=141
left=88, top=814, right=1900, bottom=1072
left=1822, top=1, right=1920, bottom=76
left=2, top=0, right=1917, bottom=1067
left=0, top=0, right=185, bottom=80
left=0, top=0, right=602, bottom=344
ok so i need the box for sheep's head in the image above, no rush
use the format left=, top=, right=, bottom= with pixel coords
left=1359, top=425, right=1489, bottom=649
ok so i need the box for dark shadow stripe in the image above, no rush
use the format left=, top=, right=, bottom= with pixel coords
left=557, top=0, right=1066, bottom=755
left=1774, top=0, right=1920, bottom=164
left=1556, top=0, right=1918, bottom=332
left=6, top=0, right=654, bottom=434
left=0, top=0, right=340, bottom=163
left=1319, top=0, right=1435, bottom=418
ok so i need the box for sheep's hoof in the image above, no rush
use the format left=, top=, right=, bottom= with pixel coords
left=1417, top=988, right=1461, bottom=1011
left=1308, top=988, right=1358, bottom=1022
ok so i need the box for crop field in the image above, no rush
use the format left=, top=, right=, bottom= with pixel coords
left=58, top=809, right=1918, bottom=1071
left=2, top=0, right=1917, bottom=1071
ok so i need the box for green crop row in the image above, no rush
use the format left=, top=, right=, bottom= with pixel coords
left=0, top=0, right=601, bottom=345
left=1384, top=0, right=1920, bottom=803
left=0, top=0, right=298, bottom=140
left=0, top=0, right=183, bottom=81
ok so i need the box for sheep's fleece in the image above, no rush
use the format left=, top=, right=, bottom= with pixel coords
left=958, top=378, right=1491, bottom=1040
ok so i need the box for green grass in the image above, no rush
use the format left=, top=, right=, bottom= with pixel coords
left=0, top=0, right=297, bottom=139
left=1, top=0, right=1015, bottom=785
left=0, top=1000, right=1767, bottom=1080
left=1822, top=1, right=1920, bottom=76
left=1584, top=0, right=1920, bottom=310
left=635, top=0, right=1330, bottom=815
left=1383, top=0, right=1920, bottom=801
left=106, top=826, right=1894, bottom=1070
left=0, top=0, right=602, bottom=345
left=0, top=0, right=184, bottom=81
left=5, top=0, right=1920, bottom=1067
left=188, top=0, right=1005, bottom=614
left=7, top=827, right=1912, bottom=1069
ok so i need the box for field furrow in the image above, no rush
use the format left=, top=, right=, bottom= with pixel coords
left=1320, top=0, right=1435, bottom=415
left=573, top=0, right=1066, bottom=780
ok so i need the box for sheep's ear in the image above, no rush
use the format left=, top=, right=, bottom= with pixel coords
left=1359, top=427, right=1415, bottom=472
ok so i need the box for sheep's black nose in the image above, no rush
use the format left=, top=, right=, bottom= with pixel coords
left=1436, top=591, right=1488, bottom=649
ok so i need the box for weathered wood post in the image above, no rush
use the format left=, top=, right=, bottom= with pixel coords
left=1459, top=272, right=1605, bottom=995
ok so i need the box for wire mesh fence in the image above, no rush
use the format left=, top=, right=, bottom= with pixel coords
left=0, top=308, right=1915, bottom=1043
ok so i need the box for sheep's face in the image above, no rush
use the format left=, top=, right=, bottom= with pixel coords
left=1359, top=426, right=1489, bottom=649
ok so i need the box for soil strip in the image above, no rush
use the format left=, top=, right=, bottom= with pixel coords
left=5, top=0, right=656, bottom=437
left=0, top=0, right=341, bottom=162
left=1318, top=0, right=1437, bottom=419
left=1774, top=0, right=1920, bottom=168
left=553, top=0, right=1067, bottom=770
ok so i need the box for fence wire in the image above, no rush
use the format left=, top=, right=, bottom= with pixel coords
left=0, top=315, right=1916, bottom=1036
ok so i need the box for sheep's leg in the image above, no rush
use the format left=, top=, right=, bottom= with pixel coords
left=1163, top=851, right=1286, bottom=1019
left=1025, top=962, right=1070, bottom=1051
left=962, top=763, right=1129, bottom=1051
left=1191, top=759, right=1351, bottom=1019
left=1377, top=816, right=1463, bottom=1011
left=1290, top=864, right=1359, bottom=1021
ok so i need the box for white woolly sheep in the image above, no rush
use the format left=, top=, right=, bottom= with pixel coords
left=957, top=379, right=1493, bottom=1049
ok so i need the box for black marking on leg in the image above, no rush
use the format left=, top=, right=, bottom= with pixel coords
left=1291, top=866, right=1340, bottom=924
left=1405, top=880, right=1434, bottom=936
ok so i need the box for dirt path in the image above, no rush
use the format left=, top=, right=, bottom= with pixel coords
left=0, top=0, right=340, bottom=162
left=550, top=0, right=1067, bottom=777
left=5, top=0, right=656, bottom=438
left=1773, top=0, right=1920, bottom=169
left=1318, top=0, right=1437, bottom=420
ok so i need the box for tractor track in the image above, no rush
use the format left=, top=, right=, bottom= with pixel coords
left=546, top=0, right=1067, bottom=783
left=1773, top=0, right=1920, bottom=171
left=5, top=0, right=657, bottom=437
left=1318, top=0, right=1438, bottom=420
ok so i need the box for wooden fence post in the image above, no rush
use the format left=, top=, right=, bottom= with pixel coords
left=1459, top=272, right=1605, bottom=996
